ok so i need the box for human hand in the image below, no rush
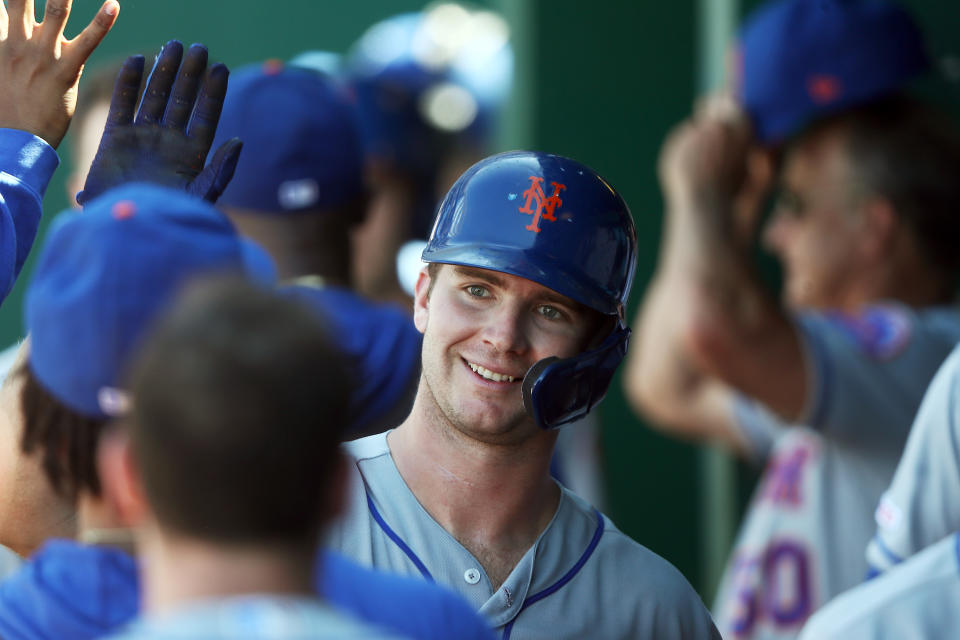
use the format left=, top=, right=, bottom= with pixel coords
left=659, top=94, right=753, bottom=219
left=77, top=40, right=242, bottom=205
left=0, top=0, right=120, bottom=148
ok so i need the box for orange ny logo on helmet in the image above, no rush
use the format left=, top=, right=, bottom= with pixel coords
left=518, top=176, right=566, bottom=233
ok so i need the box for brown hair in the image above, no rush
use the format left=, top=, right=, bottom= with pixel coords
left=814, top=95, right=960, bottom=280
left=19, top=364, right=107, bottom=502
left=129, top=279, right=354, bottom=546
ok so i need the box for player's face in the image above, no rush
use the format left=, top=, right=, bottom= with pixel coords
left=413, top=265, right=601, bottom=445
left=762, top=127, right=865, bottom=310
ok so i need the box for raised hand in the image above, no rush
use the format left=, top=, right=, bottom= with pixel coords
left=77, top=40, right=242, bottom=205
left=658, top=100, right=753, bottom=218
left=0, top=0, right=120, bottom=148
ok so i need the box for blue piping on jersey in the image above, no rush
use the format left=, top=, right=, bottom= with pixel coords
left=500, top=509, right=605, bottom=640
left=805, top=324, right=832, bottom=428
left=366, top=493, right=435, bottom=581
left=869, top=533, right=904, bottom=569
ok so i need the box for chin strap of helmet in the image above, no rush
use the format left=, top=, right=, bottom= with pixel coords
left=521, top=325, right=631, bottom=430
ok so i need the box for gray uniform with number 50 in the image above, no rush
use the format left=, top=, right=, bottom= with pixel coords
left=712, top=304, right=960, bottom=640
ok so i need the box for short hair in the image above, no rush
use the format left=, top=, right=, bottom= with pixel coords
left=128, top=279, right=354, bottom=546
left=814, top=95, right=960, bottom=278
left=19, top=364, right=107, bottom=501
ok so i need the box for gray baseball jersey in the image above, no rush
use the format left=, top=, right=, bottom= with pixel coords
left=712, top=304, right=960, bottom=640
left=326, top=432, right=720, bottom=640
left=799, top=531, right=960, bottom=640
left=866, top=344, right=960, bottom=575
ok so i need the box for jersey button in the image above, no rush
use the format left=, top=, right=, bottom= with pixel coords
left=463, top=568, right=481, bottom=585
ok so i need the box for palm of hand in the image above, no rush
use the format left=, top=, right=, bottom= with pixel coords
left=77, top=42, right=240, bottom=206
left=86, top=124, right=207, bottom=193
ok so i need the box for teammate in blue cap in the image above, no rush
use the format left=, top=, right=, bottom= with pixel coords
left=625, top=0, right=960, bottom=638
left=209, top=60, right=422, bottom=437
left=92, top=281, right=405, bottom=639
left=0, top=0, right=119, bottom=305
left=0, top=0, right=120, bottom=564
left=0, top=187, right=492, bottom=639
left=326, top=150, right=720, bottom=639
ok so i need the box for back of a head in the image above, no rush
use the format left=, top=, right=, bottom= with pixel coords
left=737, top=0, right=930, bottom=144
left=129, top=280, right=353, bottom=546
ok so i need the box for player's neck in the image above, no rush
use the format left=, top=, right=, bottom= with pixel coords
left=388, top=414, right=561, bottom=586
left=138, top=525, right=316, bottom=616
left=832, top=238, right=955, bottom=312
left=223, top=207, right=353, bottom=285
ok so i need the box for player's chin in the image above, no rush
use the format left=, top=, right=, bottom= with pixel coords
left=455, top=404, right=539, bottom=446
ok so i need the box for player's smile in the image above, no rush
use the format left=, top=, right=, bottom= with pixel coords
left=462, top=358, right=523, bottom=385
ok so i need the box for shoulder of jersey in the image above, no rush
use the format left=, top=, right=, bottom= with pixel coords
left=823, top=303, right=914, bottom=360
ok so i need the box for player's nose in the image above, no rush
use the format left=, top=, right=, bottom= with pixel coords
left=480, top=303, right=530, bottom=355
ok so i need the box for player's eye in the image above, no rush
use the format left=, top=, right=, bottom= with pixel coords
left=466, top=284, right=490, bottom=298
left=537, top=305, right=563, bottom=320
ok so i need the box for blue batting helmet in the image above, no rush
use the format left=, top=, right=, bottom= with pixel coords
left=422, top=151, right=637, bottom=429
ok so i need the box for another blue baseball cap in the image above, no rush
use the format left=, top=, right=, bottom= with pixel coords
left=347, top=8, right=513, bottom=175
left=211, top=61, right=365, bottom=213
left=26, top=183, right=276, bottom=419
left=737, top=0, right=930, bottom=143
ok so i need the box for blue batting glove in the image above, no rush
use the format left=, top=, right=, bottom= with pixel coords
left=77, top=41, right=242, bottom=205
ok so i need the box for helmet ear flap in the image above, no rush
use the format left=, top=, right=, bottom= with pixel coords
left=522, top=327, right=631, bottom=430
left=522, top=356, right=560, bottom=419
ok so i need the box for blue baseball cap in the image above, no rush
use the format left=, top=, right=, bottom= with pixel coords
left=26, top=183, right=276, bottom=419
left=211, top=61, right=365, bottom=213
left=346, top=9, right=513, bottom=175
left=737, top=0, right=930, bottom=143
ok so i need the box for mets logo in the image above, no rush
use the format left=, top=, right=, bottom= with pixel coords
left=518, top=176, right=566, bottom=233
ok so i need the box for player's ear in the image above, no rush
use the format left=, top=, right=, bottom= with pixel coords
left=858, top=196, right=897, bottom=263
left=97, top=424, right=149, bottom=527
left=413, top=266, right=432, bottom=334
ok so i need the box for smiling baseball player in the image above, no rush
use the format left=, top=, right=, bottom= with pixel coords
left=325, top=150, right=720, bottom=640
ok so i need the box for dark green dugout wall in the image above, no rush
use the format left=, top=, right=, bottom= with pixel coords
left=2, top=0, right=958, bottom=600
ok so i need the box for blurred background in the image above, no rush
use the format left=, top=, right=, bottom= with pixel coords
left=2, top=0, right=958, bottom=600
